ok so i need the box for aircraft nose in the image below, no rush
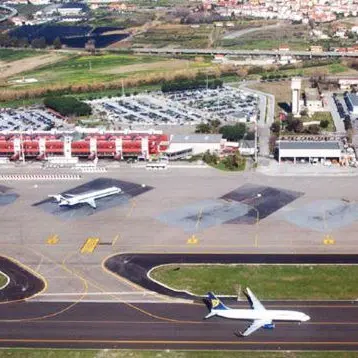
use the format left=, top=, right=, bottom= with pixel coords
left=302, top=314, right=310, bottom=322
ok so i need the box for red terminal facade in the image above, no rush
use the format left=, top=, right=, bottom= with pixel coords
left=0, top=130, right=169, bottom=161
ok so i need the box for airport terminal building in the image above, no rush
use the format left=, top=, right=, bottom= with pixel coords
left=277, top=141, right=342, bottom=164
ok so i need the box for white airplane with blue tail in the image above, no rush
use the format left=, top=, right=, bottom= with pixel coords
left=205, top=288, right=310, bottom=337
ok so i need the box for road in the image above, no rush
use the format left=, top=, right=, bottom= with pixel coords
left=239, top=82, right=275, bottom=157
left=0, top=301, right=357, bottom=350
left=134, top=47, right=358, bottom=58
left=222, top=23, right=281, bottom=40
left=0, top=5, right=17, bottom=23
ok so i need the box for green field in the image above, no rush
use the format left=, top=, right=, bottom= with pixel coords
left=0, top=49, right=46, bottom=62
left=0, top=350, right=355, bottom=358
left=0, top=271, right=8, bottom=288
left=10, top=53, right=210, bottom=88
left=17, top=53, right=163, bottom=85
left=150, top=264, right=358, bottom=299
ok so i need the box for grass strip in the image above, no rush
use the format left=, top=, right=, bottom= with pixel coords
left=150, top=264, right=358, bottom=299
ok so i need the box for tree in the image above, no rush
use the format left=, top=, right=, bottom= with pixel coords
left=222, top=151, right=246, bottom=171
left=307, top=124, right=320, bottom=134
left=286, top=118, right=303, bottom=133
left=53, top=37, right=62, bottom=49
left=270, top=121, right=281, bottom=134
left=219, top=123, right=247, bottom=141
left=44, top=96, right=92, bottom=117
left=320, top=119, right=329, bottom=128
left=195, top=123, right=211, bottom=133
left=245, top=131, right=255, bottom=140
left=31, top=37, right=46, bottom=49
left=202, top=150, right=218, bottom=165
left=209, top=119, right=221, bottom=133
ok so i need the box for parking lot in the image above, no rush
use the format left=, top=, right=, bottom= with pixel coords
left=329, top=93, right=350, bottom=132
left=0, top=108, right=67, bottom=131
left=89, top=87, right=259, bottom=126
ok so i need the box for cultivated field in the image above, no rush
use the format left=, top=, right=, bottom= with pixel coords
left=221, top=24, right=311, bottom=50
left=132, top=24, right=212, bottom=48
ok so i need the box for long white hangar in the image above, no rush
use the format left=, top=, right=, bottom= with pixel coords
left=277, top=141, right=342, bottom=164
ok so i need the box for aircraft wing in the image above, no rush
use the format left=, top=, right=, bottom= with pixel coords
left=245, top=288, right=266, bottom=311
left=85, top=199, right=97, bottom=209
left=239, top=319, right=269, bottom=337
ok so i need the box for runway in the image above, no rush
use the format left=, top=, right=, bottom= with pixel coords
left=0, top=301, right=357, bottom=350
left=2, top=254, right=358, bottom=350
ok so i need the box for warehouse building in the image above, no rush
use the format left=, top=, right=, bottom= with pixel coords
left=277, top=141, right=342, bottom=164
left=168, top=134, right=224, bottom=156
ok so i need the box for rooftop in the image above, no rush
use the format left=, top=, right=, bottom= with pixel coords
left=346, top=93, right=358, bottom=107
left=170, top=134, right=223, bottom=144
left=60, top=3, right=87, bottom=9
left=305, top=87, right=321, bottom=101
left=279, top=141, right=340, bottom=150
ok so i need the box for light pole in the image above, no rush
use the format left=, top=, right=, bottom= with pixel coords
left=243, top=193, right=261, bottom=248
left=254, top=119, right=258, bottom=163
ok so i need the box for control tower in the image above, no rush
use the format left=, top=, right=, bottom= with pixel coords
left=291, top=77, right=302, bottom=117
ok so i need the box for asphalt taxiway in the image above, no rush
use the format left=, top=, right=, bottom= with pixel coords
left=0, top=301, right=357, bottom=350
left=0, top=257, right=44, bottom=302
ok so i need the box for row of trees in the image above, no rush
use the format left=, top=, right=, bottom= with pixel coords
left=270, top=117, right=330, bottom=135
left=0, top=34, right=62, bottom=49
left=161, top=78, right=223, bottom=92
left=0, top=33, right=62, bottom=49
left=195, top=121, right=254, bottom=142
left=44, top=96, right=91, bottom=117
left=261, top=73, right=290, bottom=81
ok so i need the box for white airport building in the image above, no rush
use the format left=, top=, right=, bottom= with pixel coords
left=277, top=141, right=342, bottom=164
left=168, top=134, right=224, bottom=156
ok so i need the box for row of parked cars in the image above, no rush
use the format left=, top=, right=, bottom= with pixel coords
left=89, top=87, right=260, bottom=126
left=0, top=108, right=65, bottom=131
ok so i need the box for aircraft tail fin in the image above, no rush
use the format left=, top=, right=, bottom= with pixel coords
left=207, top=292, right=229, bottom=311
left=48, top=194, right=65, bottom=203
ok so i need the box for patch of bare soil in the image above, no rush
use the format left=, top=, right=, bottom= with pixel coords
left=102, top=59, right=190, bottom=74
left=0, top=53, right=67, bottom=79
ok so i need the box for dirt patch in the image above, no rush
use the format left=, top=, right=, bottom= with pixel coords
left=102, top=59, right=190, bottom=74
left=0, top=53, right=67, bottom=79
left=249, top=80, right=309, bottom=116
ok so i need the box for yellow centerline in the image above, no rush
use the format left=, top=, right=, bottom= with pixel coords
left=0, top=338, right=356, bottom=346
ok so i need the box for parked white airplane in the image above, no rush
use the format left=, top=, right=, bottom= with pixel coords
left=49, top=186, right=121, bottom=209
left=204, top=288, right=310, bottom=337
